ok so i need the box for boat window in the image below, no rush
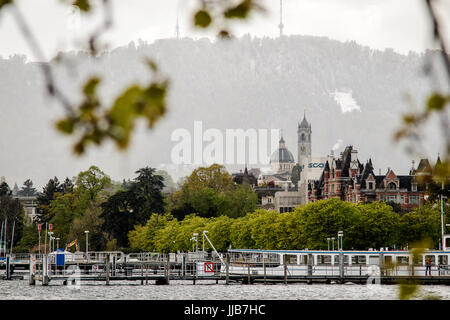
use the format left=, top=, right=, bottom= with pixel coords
left=333, top=255, right=349, bottom=265
left=298, top=255, right=307, bottom=265
left=317, top=255, right=332, bottom=265
left=438, top=255, right=448, bottom=265
left=268, top=253, right=280, bottom=264
left=413, top=255, right=423, bottom=266
left=384, top=255, right=393, bottom=265
left=396, top=256, right=409, bottom=265
left=284, top=254, right=298, bottom=265
left=368, top=256, right=379, bottom=265
left=425, top=255, right=436, bottom=266
left=351, top=255, right=367, bottom=265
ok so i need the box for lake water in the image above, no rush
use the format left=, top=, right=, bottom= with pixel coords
left=1, top=279, right=449, bottom=300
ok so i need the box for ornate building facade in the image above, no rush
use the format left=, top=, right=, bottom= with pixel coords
left=308, top=145, right=430, bottom=210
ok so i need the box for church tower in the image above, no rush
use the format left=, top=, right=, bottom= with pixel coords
left=297, top=111, right=312, bottom=164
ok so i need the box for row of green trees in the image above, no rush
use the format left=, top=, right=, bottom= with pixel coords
left=5, top=163, right=448, bottom=254
left=11, top=163, right=259, bottom=252
left=129, top=198, right=448, bottom=253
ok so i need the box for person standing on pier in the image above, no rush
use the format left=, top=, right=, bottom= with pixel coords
left=425, top=257, right=432, bottom=276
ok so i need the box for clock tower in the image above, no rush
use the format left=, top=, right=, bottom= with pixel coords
left=297, top=111, right=312, bottom=164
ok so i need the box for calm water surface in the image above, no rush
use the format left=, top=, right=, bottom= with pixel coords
left=1, top=280, right=449, bottom=300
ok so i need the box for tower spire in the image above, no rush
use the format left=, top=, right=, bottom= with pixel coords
left=175, top=15, right=180, bottom=39
left=278, top=0, right=284, bottom=37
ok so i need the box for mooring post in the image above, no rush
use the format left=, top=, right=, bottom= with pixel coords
left=42, top=254, right=49, bottom=286
left=182, top=253, right=185, bottom=278
left=263, top=259, right=267, bottom=285
left=166, top=254, right=170, bottom=285
left=141, top=262, right=144, bottom=285
left=112, top=255, right=116, bottom=276
left=29, top=254, right=36, bottom=285
left=307, top=254, right=313, bottom=276
left=339, top=252, right=344, bottom=283
left=283, top=255, right=288, bottom=285
left=225, top=254, right=230, bottom=285
left=379, top=253, right=384, bottom=277
left=145, top=263, right=148, bottom=285
left=6, top=255, right=11, bottom=280
left=105, top=254, right=110, bottom=286
left=247, top=262, right=251, bottom=284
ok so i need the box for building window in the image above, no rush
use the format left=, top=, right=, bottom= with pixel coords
left=409, top=195, right=420, bottom=205
left=331, top=184, right=335, bottom=193
left=379, top=195, right=384, bottom=201
left=400, top=195, right=405, bottom=204
left=412, top=184, right=417, bottom=191
left=387, top=195, right=397, bottom=203
left=388, top=182, right=396, bottom=190
left=268, top=198, right=272, bottom=203
left=368, top=182, right=373, bottom=190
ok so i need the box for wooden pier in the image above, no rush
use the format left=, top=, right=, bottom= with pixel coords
left=3, top=251, right=450, bottom=286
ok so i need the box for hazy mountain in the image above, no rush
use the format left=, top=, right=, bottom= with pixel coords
left=0, top=35, right=447, bottom=188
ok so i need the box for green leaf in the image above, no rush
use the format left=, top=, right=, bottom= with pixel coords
left=83, top=77, right=101, bottom=98
left=398, top=281, right=419, bottom=300
left=194, top=10, right=212, bottom=28
left=0, top=0, right=12, bottom=10
left=224, top=0, right=252, bottom=19
left=427, top=93, right=447, bottom=112
left=56, top=118, right=75, bottom=134
left=73, top=0, right=91, bottom=12
left=108, top=86, right=143, bottom=148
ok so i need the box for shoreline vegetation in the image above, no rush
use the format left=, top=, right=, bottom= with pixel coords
left=1, top=164, right=447, bottom=254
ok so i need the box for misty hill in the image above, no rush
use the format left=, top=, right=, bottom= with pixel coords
left=0, top=35, right=447, bottom=187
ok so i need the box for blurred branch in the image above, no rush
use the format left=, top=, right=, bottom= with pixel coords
left=425, top=0, right=450, bottom=85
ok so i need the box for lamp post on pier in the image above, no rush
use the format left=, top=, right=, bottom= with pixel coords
left=331, top=237, right=335, bottom=251
left=327, top=238, right=331, bottom=251
left=48, top=232, right=54, bottom=253
left=193, top=233, right=198, bottom=252
left=85, top=230, right=89, bottom=261
left=338, top=231, right=344, bottom=251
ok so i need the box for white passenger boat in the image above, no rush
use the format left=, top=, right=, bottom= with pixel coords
left=223, top=248, right=450, bottom=277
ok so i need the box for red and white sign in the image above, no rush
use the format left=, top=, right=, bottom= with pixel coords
left=38, top=224, right=42, bottom=232
left=49, top=224, right=53, bottom=231
left=204, top=262, right=214, bottom=273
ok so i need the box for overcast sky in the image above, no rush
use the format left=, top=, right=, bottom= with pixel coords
left=1, top=0, right=450, bottom=189
left=0, top=0, right=449, bottom=60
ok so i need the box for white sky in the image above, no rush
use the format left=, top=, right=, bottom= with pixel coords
left=0, top=0, right=449, bottom=60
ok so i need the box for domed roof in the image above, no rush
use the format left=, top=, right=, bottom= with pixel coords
left=270, top=146, right=295, bottom=163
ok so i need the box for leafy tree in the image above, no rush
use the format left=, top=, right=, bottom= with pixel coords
left=295, top=198, right=360, bottom=250
left=74, top=166, right=111, bottom=202
left=18, top=179, right=36, bottom=196
left=101, top=167, right=165, bottom=247
left=68, top=200, right=107, bottom=251
left=155, top=170, right=176, bottom=193
left=351, top=202, right=400, bottom=250
left=0, top=182, right=11, bottom=197
left=128, top=213, right=173, bottom=252
left=0, top=191, right=24, bottom=252
left=15, top=223, right=38, bottom=253
left=221, top=183, right=258, bottom=218
left=36, top=176, right=63, bottom=223
left=185, top=164, right=234, bottom=193
left=167, top=164, right=257, bottom=219
left=398, top=203, right=448, bottom=248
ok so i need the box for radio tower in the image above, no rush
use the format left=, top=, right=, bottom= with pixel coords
left=278, top=0, right=284, bottom=37
left=175, top=15, right=180, bottom=39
